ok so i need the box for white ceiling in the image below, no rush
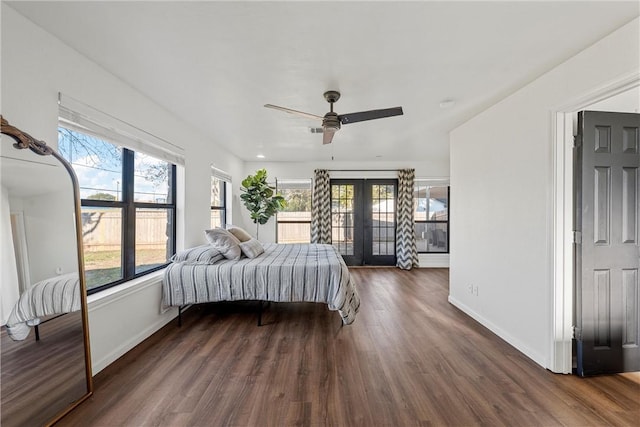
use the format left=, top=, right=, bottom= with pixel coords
left=6, top=1, right=639, bottom=163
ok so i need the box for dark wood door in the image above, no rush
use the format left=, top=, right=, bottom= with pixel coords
left=575, top=111, right=640, bottom=376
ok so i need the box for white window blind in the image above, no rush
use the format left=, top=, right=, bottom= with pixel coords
left=58, top=93, right=185, bottom=166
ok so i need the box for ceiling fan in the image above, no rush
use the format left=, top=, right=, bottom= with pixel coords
left=264, top=90, right=403, bottom=145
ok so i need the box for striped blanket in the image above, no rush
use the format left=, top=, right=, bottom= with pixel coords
left=5, top=272, right=81, bottom=341
left=163, top=243, right=360, bottom=324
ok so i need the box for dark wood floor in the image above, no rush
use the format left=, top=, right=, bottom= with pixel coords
left=59, top=268, right=639, bottom=426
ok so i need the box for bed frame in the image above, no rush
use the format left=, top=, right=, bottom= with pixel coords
left=177, top=301, right=271, bottom=327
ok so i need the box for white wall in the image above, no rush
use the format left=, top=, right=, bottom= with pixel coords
left=13, top=189, right=77, bottom=283
left=1, top=5, right=245, bottom=373
left=449, top=18, right=639, bottom=368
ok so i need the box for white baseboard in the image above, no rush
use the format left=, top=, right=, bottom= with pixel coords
left=448, top=295, right=548, bottom=369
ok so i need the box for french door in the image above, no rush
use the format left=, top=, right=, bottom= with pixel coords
left=330, top=179, right=397, bottom=266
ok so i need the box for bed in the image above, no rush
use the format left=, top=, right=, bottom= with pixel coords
left=162, top=242, right=360, bottom=325
left=4, top=272, right=81, bottom=341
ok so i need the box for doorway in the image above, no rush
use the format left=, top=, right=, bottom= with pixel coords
left=551, top=77, right=639, bottom=374
left=330, top=179, right=397, bottom=266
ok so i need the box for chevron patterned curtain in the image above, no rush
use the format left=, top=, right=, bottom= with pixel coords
left=310, top=169, right=331, bottom=244
left=396, top=169, right=419, bottom=270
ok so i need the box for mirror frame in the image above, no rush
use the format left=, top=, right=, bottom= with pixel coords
left=1, top=116, right=93, bottom=425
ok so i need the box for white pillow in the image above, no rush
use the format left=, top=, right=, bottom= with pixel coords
left=226, top=225, right=252, bottom=242
left=170, top=244, right=224, bottom=264
left=239, top=238, right=265, bottom=259
left=204, top=228, right=242, bottom=260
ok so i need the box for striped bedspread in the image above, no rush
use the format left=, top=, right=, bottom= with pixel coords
left=163, top=243, right=360, bottom=324
left=5, top=272, right=81, bottom=341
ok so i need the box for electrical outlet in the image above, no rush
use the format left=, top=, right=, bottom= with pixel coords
left=473, top=285, right=479, bottom=296
left=468, top=284, right=473, bottom=293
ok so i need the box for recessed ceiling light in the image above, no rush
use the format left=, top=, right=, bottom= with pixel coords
left=439, top=99, right=456, bottom=109
left=256, top=154, right=265, bottom=159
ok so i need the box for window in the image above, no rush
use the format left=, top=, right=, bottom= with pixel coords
left=210, top=176, right=227, bottom=228
left=210, top=167, right=231, bottom=229
left=276, top=179, right=312, bottom=243
left=59, top=126, right=176, bottom=293
left=414, top=183, right=449, bottom=253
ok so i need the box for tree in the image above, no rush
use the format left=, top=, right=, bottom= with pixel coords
left=240, top=169, right=286, bottom=239
left=58, top=127, right=121, bottom=171
left=86, top=192, right=116, bottom=201
left=81, top=212, right=105, bottom=237
left=281, top=189, right=311, bottom=212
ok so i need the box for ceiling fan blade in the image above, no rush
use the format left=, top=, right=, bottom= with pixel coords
left=338, top=107, right=403, bottom=125
left=264, top=104, right=324, bottom=121
left=322, top=128, right=336, bottom=145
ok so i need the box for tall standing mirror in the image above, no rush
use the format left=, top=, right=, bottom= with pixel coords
left=1, top=117, right=92, bottom=426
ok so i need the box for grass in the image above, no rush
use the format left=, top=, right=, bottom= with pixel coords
left=84, top=249, right=167, bottom=290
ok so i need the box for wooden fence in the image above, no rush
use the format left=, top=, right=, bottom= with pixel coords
left=83, top=209, right=168, bottom=252
left=277, top=212, right=311, bottom=243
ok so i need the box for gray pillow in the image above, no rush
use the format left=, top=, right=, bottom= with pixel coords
left=226, top=225, right=252, bottom=242
left=204, top=228, right=242, bottom=260
left=170, top=245, right=224, bottom=264
left=239, top=238, right=265, bottom=259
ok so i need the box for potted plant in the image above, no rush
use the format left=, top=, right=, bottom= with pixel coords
left=240, top=168, right=286, bottom=239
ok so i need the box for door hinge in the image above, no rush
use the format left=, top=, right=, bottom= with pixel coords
left=572, top=325, right=582, bottom=340
left=573, top=231, right=582, bottom=244
left=573, top=134, right=582, bottom=148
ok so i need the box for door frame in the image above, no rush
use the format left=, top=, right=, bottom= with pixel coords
left=329, top=178, right=398, bottom=266
left=550, top=71, right=639, bottom=373
left=10, top=210, right=31, bottom=293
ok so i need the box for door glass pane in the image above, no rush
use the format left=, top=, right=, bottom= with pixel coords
left=371, top=184, right=395, bottom=256
left=331, top=184, right=354, bottom=256
left=134, top=152, right=171, bottom=203
left=82, top=206, right=122, bottom=290
left=135, top=208, right=170, bottom=274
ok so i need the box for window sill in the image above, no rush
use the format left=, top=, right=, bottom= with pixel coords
left=87, top=269, right=165, bottom=311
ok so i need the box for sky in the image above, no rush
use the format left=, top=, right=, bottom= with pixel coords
left=58, top=128, right=169, bottom=203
